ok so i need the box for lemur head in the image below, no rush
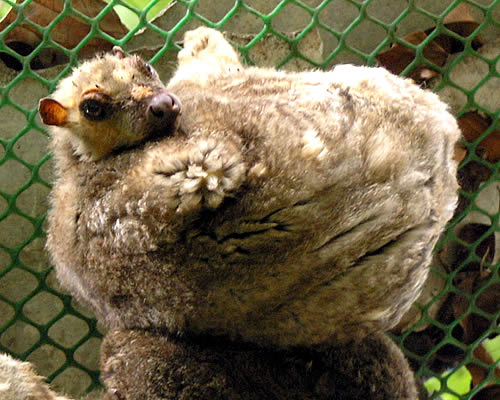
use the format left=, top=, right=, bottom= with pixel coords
left=39, top=47, right=181, bottom=160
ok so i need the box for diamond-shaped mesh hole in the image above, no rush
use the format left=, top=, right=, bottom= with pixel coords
left=365, top=0, right=408, bottom=25
left=23, top=291, right=63, bottom=325
left=0, top=105, right=27, bottom=141
left=0, top=213, right=35, bottom=248
left=97, top=11, right=129, bottom=42
left=8, top=76, right=49, bottom=110
left=19, top=238, right=51, bottom=273
left=271, top=2, right=312, bottom=31
left=449, top=55, right=491, bottom=92
left=0, top=321, right=40, bottom=355
left=345, top=18, right=387, bottom=55
left=316, top=27, right=338, bottom=62
left=469, top=182, right=500, bottom=226
left=0, top=268, right=38, bottom=302
left=441, top=366, right=473, bottom=395
left=13, top=130, right=50, bottom=165
left=474, top=74, right=500, bottom=114
left=22, top=1, right=53, bottom=28
left=0, top=160, right=31, bottom=194
left=437, top=341, right=467, bottom=363
left=318, top=0, right=360, bottom=33
left=74, top=337, right=102, bottom=371
left=229, top=30, right=323, bottom=69
left=221, top=5, right=266, bottom=33
left=49, top=16, right=93, bottom=51
left=51, top=367, right=92, bottom=398
left=146, top=1, right=186, bottom=32
left=195, top=1, right=237, bottom=26
left=15, top=183, right=50, bottom=219
left=26, top=344, right=66, bottom=377
left=395, top=10, right=436, bottom=38
left=48, top=315, right=89, bottom=348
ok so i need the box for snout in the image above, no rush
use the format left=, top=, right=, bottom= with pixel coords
left=148, top=91, right=181, bottom=121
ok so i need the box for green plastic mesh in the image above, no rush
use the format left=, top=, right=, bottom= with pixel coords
left=0, top=0, right=498, bottom=398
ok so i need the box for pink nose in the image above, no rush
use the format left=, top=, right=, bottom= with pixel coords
left=148, top=92, right=181, bottom=120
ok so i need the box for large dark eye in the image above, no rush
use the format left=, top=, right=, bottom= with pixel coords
left=145, top=62, right=154, bottom=76
left=80, top=99, right=109, bottom=121
left=138, top=59, right=157, bottom=79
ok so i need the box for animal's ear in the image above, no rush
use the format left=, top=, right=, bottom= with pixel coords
left=113, top=46, right=126, bottom=59
left=39, top=98, right=68, bottom=126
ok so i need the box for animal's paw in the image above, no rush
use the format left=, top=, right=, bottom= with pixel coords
left=144, top=136, right=246, bottom=214
left=178, top=27, right=242, bottom=70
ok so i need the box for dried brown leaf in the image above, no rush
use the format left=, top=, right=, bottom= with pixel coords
left=377, top=3, right=485, bottom=81
left=443, top=3, right=483, bottom=47
left=454, top=143, right=468, bottom=163
left=453, top=275, right=500, bottom=345
left=425, top=4, right=484, bottom=55
left=467, top=344, right=500, bottom=388
left=455, top=223, right=496, bottom=268
left=458, top=112, right=500, bottom=163
left=376, top=31, right=448, bottom=82
left=443, top=3, right=477, bottom=25
left=457, top=161, right=492, bottom=193
left=459, top=112, right=492, bottom=142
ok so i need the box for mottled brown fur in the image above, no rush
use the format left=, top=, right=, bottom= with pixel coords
left=48, top=28, right=459, bottom=348
left=99, top=329, right=418, bottom=400
left=1, top=27, right=460, bottom=399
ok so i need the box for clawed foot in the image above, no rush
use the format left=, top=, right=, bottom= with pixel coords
left=178, top=27, right=242, bottom=71
left=143, top=136, right=246, bottom=214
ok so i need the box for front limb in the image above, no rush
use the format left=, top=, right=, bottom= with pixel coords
left=169, top=27, right=243, bottom=87
left=132, top=132, right=246, bottom=216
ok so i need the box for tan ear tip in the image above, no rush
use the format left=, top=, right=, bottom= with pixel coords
left=112, top=46, right=126, bottom=59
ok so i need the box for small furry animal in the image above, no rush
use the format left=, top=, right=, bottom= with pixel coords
left=33, top=27, right=461, bottom=399
left=39, top=46, right=180, bottom=161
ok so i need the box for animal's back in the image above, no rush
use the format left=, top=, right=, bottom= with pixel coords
left=48, top=48, right=460, bottom=347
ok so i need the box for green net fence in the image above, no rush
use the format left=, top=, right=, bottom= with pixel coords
left=0, top=0, right=498, bottom=398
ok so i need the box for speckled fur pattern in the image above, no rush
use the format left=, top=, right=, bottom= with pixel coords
left=36, top=27, right=460, bottom=399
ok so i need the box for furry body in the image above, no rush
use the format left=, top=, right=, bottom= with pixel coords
left=48, top=29, right=459, bottom=348
left=6, top=27, right=461, bottom=399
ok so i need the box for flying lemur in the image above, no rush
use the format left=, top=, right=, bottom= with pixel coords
left=35, top=27, right=460, bottom=399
